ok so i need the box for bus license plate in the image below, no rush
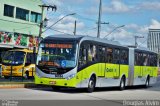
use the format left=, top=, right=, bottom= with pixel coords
left=49, top=81, right=56, bottom=85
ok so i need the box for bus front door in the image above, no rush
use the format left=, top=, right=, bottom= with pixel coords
left=113, top=64, right=120, bottom=79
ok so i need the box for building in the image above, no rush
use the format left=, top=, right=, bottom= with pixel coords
left=147, top=29, right=160, bottom=53
left=0, top=0, right=45, bottom=50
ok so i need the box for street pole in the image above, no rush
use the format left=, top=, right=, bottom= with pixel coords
left=39, top=6, right=44, bottom=38
left=97, top=0, right=102, bottom=38
left=39, top=5, right=57, bottom=38
left=73, top=20, right=77, bottom=35
left=35, top=4, right=57, bottom=62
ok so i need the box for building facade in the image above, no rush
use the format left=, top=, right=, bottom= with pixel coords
left=0, top=0, right=45, bottom=49
left=147, top=29, right=160, bottom=53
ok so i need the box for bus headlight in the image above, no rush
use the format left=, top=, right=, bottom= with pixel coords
left=66, top=74, right=76, bottom=80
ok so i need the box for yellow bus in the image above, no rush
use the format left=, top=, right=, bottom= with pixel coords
left=35, top=35, right=158, bottom=92
left=2, top=49, right=36, bottom=79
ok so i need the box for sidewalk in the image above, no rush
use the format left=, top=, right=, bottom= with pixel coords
left=0, top=82, right=36, bottom=89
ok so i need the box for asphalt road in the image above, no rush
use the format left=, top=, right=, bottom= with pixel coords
left=0, top=79, right=160, bottom=101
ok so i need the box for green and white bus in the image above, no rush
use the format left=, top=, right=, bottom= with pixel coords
left=35, top=35, right=158, bottom=92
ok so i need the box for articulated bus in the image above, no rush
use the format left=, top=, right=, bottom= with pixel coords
left=35, top=35, right=158, bottom=92
left=2, top=49, right=36, bottom=79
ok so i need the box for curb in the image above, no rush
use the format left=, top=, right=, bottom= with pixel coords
left=0, top=83, right=37, bottom=89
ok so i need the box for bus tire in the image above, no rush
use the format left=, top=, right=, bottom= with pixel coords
left=145, top=76, right=150, bottom=88
left=87, top=76, right=96, bottom=93
left=119, top=77, right=125, bottom=90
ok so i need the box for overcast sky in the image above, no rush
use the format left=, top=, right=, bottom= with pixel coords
left=42, top=0, right=160, bottom=47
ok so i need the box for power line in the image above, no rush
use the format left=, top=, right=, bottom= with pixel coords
left=43, top=13, right=76, bottom=34
left=49, top=13, right=98, bottom=23
left=135, top=36, right=144, bottom=47
left=46, top=27, right=73, bottom=35
left=80, top=27, right=97, bottom=36
left=87, top=27, right=97, bottom=30
left=138, top=38, right=147, bottom=47
left=104, top=25, right=125, bottom=38
left=75, top=14, right=97, bottom=22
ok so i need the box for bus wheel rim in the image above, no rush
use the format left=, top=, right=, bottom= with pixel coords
left=121, top=80, right=124, bottom=88
left=147, top=80, right=149, bottom=87
left=89, top=80, right=94, bottom=88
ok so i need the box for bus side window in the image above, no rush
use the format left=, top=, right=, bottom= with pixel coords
left=154, top=55, right=157, bottom=66
left=139, top=53, right=143, bottom=66
left=135, top=53, right=138, bottom=65
left=142, top=53, right=148, bottom=66
left=97, top=46, right=105, bottom=62
left=26, top=53, right=35, bottom=65
left=78, top=44, right=87, bottom=68
left=113, top=49, right=120, bottom=64
left=148, top=54, right=150, bottom=66
left=88, top=44, right=97, bottom=62
left=121, top=50, right=128, bottom=65
left=106, top=48, right=113, bottom=63
left=135, top=52, right=142, bottom=66
left=150, top=55, right=153, bottom=66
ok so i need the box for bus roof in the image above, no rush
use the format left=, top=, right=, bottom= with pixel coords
left=43, top=34, right=127, bottom=48
left=42, top=34, right=157, bottom=54
left=135, top=47, right=157, bottom=54
left=9, top=49, right=33, bottom=53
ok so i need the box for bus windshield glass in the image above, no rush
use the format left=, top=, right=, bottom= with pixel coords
left=37, top=41, right=77, bottom=73
left=2, top=51, right=25, bottom=66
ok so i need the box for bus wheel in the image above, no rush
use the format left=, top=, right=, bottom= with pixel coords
left=87, top=76, right=96, bottom=93
left=4, top=76, right=9, bottom=79
left=145, top=76, right=150, bottom=88
left=119, top=77, right=125, bottom=90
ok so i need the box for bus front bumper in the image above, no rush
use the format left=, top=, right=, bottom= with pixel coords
left=34, top=75, right=76, bottom=87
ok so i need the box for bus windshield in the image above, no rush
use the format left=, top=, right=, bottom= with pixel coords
left=37, top=41, right=77, bottom=74
left=2, top=51, right=25, bottom=66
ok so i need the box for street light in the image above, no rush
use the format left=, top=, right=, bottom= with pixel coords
left=104, top=25, right=125, bottom=38
left=42, top=13, right=76, bottom=34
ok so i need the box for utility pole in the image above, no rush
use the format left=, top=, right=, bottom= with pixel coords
left=73, top=20, right=77, bottom=35
left=39, top=5, right=57, bottom=38
left=35, top=4, right=56, bottom=56
left=97, top=0, right=102, bottom=38
left=135, top=36, right=144, bottom=48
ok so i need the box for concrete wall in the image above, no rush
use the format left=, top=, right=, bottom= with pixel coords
left=0, top=0, right=44, bottom=36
